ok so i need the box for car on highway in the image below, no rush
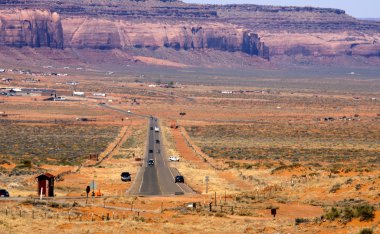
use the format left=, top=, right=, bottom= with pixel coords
left=169, top=156, right=180, bottom=162
left=121, top=172, right=131, bottom=182
left=127, top=110, right=131, bottom=113
left=175, top=175, right=184, bottom=183
left=148, top=159, right=155, bottom=166
left=149, top=149, right=153, bottom=153
left=0, top=189, right=9, bottom=197
left=150, top=127, right=153, bottom=130
left=155, top=139, right=160, bottom=144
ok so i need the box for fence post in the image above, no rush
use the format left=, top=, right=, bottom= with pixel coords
left=32, top=209, right=34, bottom=219
left=92, top=213, right=94, bottom=222
left=209, top=203, right=212, bottom=212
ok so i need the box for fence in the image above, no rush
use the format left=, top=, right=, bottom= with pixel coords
left=1, top=205, right=147, bottom=222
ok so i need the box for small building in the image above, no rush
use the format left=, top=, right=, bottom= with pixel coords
left=36, top=173, right=55, bottom=197
left=73, top=91, right=85, bottom=96
left=93, top=93, right=107, bottom=97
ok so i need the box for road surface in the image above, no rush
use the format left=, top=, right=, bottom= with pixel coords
left=98, top=104, right=193, bottom=196
left=129, top=117, right=193, bottom=196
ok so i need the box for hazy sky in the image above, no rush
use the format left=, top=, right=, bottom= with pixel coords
left=183, top=0, right=380, bottom=18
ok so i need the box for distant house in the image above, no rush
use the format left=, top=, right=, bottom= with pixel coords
left=20, top=88, right=56, bottom=97
left=66, top=81, right=79, bottom=85
left=1, top=78, right=12, bottom=83
left=73, top=91, right=85, bottom=96
left=93, top=93, right=107, bottom=97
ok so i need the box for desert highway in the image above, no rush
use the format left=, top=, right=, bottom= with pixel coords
left=99, top=104, right=193, bottom=196
left=129, top=117, right=193, bottom=196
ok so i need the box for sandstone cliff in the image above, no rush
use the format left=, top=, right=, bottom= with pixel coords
left=63, top=18, right=268, bottom=59
left=0, top=9, right=63, bottom=48
left=1, top=0, right=380, bottom=65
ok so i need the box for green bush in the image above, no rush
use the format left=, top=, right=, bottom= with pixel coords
left=354, top=205, right=375, bottom=221
left=341, top=207, right=354, bottom=223
left=325, top=207, right=340, bottom=221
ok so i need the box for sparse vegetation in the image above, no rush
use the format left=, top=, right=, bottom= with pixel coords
left=324, top=205, right=375, bottom=223
left=359, top=228, right=373, bottom=234
left=0, top=124, right=120, bottom=165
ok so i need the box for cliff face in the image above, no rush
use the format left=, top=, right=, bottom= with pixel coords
left=62, top=17, right=268, bottom=58
left=0, top=0, right=380, bottom=65
left=0, top=9, right=63, bottom=49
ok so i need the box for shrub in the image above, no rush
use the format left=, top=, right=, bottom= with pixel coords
left=354, top=205, right=375, bottom=221
left=359, top=228, right=373, bottom=234
left=214, top=212, right=226, bottom=217
left=295, top=218, right=309, bottom=225
left=329, top=183, right=341, bottom=193
left=325, top=207, right=340, bottom=221
left=341, top=207, right=354, bottom=223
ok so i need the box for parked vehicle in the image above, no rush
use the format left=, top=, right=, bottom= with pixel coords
left=169, top=156, right=180, bottom=162
left=121, top=172, right=131, bottom=182
left=175, top=175, right=184, bottom=183
left=0, top=189, right=9, bottom=197
left=148, top=159, right=155, bottom=166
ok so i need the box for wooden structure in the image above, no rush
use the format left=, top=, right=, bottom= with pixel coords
left=36, top=173, right=55, bottom=197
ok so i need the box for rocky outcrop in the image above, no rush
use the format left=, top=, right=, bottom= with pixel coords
left=242, top=31, right=269, bottom=60
left=1, top=0, right=380, bottom=64
left=0, top=9, right=63, bottom=49
left=63, top=18, right=268, bottom=58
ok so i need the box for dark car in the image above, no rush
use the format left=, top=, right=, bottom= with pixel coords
left=155, top=139, right=160, bottom=144
left=149, top=149, right=153, bottom=153
left=121, top=172, right=131, bottom=182
left=150, top=127, right=153, bottom=130
left=148, top=159, right=155, bottom=166
left=175, top=175, right=184, bottom=183
left=0, top=189, right=9, bottom=197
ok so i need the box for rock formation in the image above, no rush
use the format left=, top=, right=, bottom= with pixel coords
left=0, top=9, right=63, bottom=49
left=0, top=0, right=379, bottom=64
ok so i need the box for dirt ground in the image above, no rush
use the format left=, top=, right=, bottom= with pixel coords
left=0, top=66, right=379, bottom=233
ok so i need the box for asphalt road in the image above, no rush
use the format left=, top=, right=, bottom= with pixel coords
left=129, top=117, right=194, bottom=196
left=97, top=104, right=193, bottom=196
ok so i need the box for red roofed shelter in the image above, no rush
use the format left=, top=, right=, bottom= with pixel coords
left=36, top=173, right=55, bottom=197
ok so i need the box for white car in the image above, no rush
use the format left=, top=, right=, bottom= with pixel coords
left=169, top=156, right=180, bottom=162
